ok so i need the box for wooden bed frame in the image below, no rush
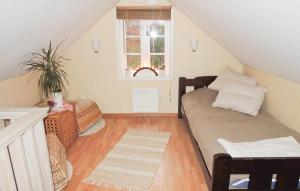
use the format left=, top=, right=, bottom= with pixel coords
left=178, top=76, right=300, bottom=191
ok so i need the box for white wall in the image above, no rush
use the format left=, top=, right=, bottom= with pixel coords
left=245, top=65, right=300, bottom=133
left=0, top=0, right=118, bottom=80
left=0, top=74, right=40, bottom=107
left=173, top=0, right=300, bottom=84
left=65, top=7, right=243, bottom=113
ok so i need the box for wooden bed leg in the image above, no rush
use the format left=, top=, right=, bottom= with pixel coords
left=211, top=154, right=232, bottom=191
left=178, top=108, right=183, bottom=119
left=178, top=77, right=186, bottom=118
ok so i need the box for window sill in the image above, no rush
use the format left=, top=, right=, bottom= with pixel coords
left=119, top=75, right=171, bottom=81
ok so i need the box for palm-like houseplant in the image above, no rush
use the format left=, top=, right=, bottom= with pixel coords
left=21, top=41, right=68, bottom=107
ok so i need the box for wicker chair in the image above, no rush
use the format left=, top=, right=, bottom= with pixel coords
left=46, top=133, right=68, bottom=190
left=75, top=99, right=102, bottom=133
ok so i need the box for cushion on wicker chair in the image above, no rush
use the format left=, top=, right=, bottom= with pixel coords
left=76, top=99, right=95, bottom=117
left=75, top=99, right=102, bottom=133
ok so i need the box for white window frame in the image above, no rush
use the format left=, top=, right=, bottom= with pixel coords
left=116, top=17, right=173, bottom=81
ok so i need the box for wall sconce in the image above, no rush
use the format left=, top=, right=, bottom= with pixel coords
left=91, top=40, right=100, bottom=53
left=190, top=38, right=198, bottom=52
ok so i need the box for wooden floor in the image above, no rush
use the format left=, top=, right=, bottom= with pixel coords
left=64, top=116, right=208, bottom=191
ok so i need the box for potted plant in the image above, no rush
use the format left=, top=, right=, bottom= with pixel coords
left=21, top=41, right=68, bottom=108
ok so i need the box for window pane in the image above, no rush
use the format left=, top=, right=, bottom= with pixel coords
left=151, top=55, right=165, bottom=69
left=126, top=38, right=141, bottom=53
left=150, top=37, right=165, bottom=53
left=126, top=20, right=140, bottom=36
left=150, top=22, right=165, bottom=35
left=127, top=55, right=141, bottom=69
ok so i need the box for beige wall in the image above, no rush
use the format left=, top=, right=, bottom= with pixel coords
left=244, top=65, right=300, bottom=133
left=65, top=7, right=243, bottom=113
left=0, top=74, right=40, bottom=107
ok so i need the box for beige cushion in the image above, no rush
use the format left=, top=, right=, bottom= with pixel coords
left=76, top=99, right=95, bottom=116
left=212, top=80, right=266, bottom=116
left=208, top=68, right=256, bottom=91
left=76, top=99, right=102, bottom=133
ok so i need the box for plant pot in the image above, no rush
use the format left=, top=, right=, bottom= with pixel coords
left=52, top=92, right=63, bottom=108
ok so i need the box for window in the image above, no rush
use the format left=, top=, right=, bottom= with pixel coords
left=116, top=6, right=172, bottom=80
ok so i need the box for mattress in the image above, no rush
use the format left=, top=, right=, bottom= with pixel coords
left=182, top=88, right=300, bottom=175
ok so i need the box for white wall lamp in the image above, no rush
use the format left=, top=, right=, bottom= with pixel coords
left=190, top=38, right=199, bottom=52
left=91, top=39, right=100, bottom=53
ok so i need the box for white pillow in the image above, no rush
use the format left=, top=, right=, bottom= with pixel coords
left=208, top=68, right=256, bottom=91
left=212, top=80, right=266, bottom=116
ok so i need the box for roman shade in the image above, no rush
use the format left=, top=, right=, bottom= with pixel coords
left=116, top=6, right=172, bottom=20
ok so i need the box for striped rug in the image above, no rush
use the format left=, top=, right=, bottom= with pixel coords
left=84, top=129, right=171, bottom=191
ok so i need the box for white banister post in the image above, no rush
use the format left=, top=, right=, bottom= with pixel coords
left=34, top=121, right=55, bottom=191
left=0, top=148, right=17, bottom=191
left=23, top=128, right=45, bottom=191
left=9, top=136, right=33, bottom=191
left=0, top=108, right=53, bottom=191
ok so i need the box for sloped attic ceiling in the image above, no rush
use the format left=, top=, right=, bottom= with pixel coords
left=173, top=0, right=300, bottom=83
left=1, top=0, right=300, bottom=84
left=0, top=0, right=118, bottom=80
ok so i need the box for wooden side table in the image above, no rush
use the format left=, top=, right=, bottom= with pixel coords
left=43, top=109, right=78, bottom=150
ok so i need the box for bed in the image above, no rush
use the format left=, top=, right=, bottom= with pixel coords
left=178, top=76, right=300, bottom=191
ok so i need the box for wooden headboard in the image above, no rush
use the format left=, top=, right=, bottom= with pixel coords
left=178, top=76, right=216, bottom=118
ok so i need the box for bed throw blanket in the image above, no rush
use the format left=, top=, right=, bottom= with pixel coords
left=218, top=136, right=300, bottom=157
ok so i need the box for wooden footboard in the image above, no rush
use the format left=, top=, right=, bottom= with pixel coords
left=212, top=154, right=300, bottom=191
left=179, top=76, right=300, bottom=191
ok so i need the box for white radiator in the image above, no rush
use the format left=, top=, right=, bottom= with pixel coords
left=132, top=88, right=159, bottom=112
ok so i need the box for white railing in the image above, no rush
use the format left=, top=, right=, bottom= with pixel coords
left=0, top=108, right=54, bottom=191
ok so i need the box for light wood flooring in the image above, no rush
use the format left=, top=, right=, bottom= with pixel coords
left=64, top=116, right=208, bottom=191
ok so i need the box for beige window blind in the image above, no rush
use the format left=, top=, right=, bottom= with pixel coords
left=116, top=6, right=172, bottom=20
